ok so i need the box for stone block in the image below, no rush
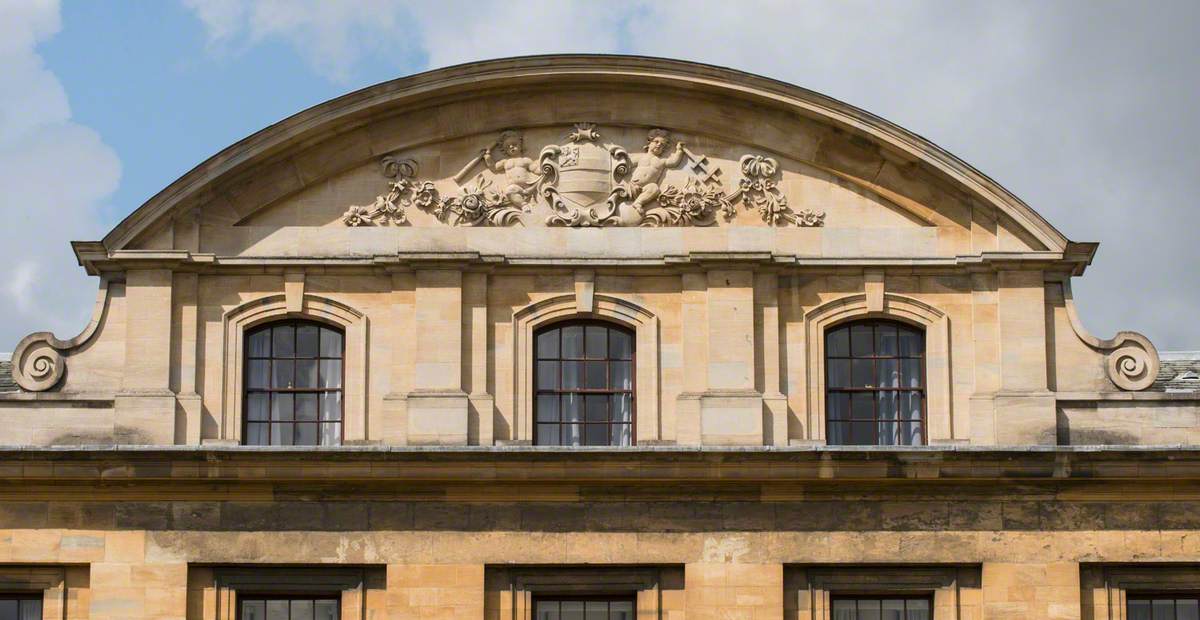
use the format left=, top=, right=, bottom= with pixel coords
left=700, top=390, right=764, bottom=445
left=406, top=390, right=470, bottom=445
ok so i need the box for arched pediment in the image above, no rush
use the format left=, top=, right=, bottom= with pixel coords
left=94, top=55, right=1075, bottom=267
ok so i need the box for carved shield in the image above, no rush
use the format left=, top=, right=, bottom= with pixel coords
left=554, top=141, right=614, bottom=209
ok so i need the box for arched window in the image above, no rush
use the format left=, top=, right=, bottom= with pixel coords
left=244, top=320, right=344, bottom=446
left=826, top=319, right=925, bottom=445
left=534, top=320, right=635, bottom=446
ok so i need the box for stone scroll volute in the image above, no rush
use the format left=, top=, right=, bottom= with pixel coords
left=342, top=125, right=827, bottom=228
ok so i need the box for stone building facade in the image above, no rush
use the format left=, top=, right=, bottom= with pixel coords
left=2, top=55, right=1199, bottom=619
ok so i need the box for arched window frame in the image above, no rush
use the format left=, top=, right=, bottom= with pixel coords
left=511, top=294, right=659, bottom=445
left=532, top=319, right=637, bottom=446
left=221, top=293, right=368, bottom=444
left=803, top=292, right=952, bottom=444
left=823, top=318, right=927, bottom=446
left=242, top=319, right=346, bottom=446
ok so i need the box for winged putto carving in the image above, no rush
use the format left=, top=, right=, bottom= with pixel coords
left=342, top=124, right=825, bottom=227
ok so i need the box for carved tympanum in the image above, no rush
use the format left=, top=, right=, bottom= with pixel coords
left=343, top=125, right=826, bottom=228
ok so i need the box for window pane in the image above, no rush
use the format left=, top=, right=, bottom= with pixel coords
left=610, top=601, right=633, bottom=620
left=827, top=392, right=850, bottom=421
left=537, top=424, right=560, bottom=445
left=562, top=361, right=583, bottom=389
left=585, top=600, right=608, bottom=620
left=272, top=393, right=294, bottom=421
left=563, top=394, right=582, bottom=423
left=899, top=327, right=922, bottom=357
left=832, top=599, right=855, bottom=620
left=248, top=360, right=270, bottom=389
left=247, top=393, right=269, bottom=421
left=0, top=601, right=16, bottom=620
left=537, top=395, right=560, bottom=422
left=320, top=328, right=343, bottom=357
left=18, top=601, right=38, bottom=620
left=901, top=359, right=922, bottom=388
left=248, top=329, right=271, bottom=357
left=585, top=325, right=608, bottom=359
left=851, top=359, right=874, bottom=387
left=536, top=601, right=561, bottom=620
left=828, top=359, right=850, bottom=388
left=900, top=420, right=923, bottom=445
left=585, top=361, right=607, bottom=388
left=314, top=600, right=338, bottom=620
left=906, top=599, right=930, bottom=620
left=320, top=392, right=342, bottom=421
left=612, top=423, right=632, bottom=446
left=297, top=324, right=320, bottom=357
left=585, top=423, right=609, bottom=445
left=242, top=601, right=266, bottom=620
left=563, top=423, right=582, bottom=446
left=610, top=329, right=633, bottom=360
left=319, top=360, right=342, bottom=389
left=295, top=394, right=318, bottom=421
left=901, top=392, right=923, bottom=420
left=538, top=361, right=560, bottom=390
left=850, top=421, right=876, bottom=445
left=878, top=419, right=897, bottom=446
left=561, top=601, right=585, bottom=620
left=266, top=600, right=289, bottom=620
left=851, top=323, right=874, bottom=356
left=585, top=395, right=608, bottom=422
left=272, top=422, right=294, bottom=446
left=295, top=360, right=318, bottom=388
left=295, top=422, right=318, bottom=446
left=858, top=599, right=881, bottom=620
left=562, top=325, right=584, bottom=358
left=1154, top=599, right=1175, bottom=620
left=537, top=329, right=560, bottom=358
left=881, top=599, right=904, bottom=620
left=875, top=324, right=898, bottom=355
left=273, top=360, right=294, bottom=388
left=290, top=599, right=313, bottom=620
left=851, top=392, right=874, bottom=420
left=611, top=361, right=632, bottom=390
left=1128, top=599, right=1152, bottom=620
left=246, top=422, right=268, bottom=445
left=876, top=359, right=899, bottom=388
left=827, top=327, right=850, bottom=357
left=1179, top=600, right=1199, bottom=620
left=272, top=326, right=295, bottom=358
left=828, top=420, right=849, bottom=445
left=320, top=423, right=340, bottom=446
left=613, top=394, right=632, bottom=423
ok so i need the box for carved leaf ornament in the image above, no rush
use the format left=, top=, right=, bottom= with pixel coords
left=343, top=125, right=826, bottom=228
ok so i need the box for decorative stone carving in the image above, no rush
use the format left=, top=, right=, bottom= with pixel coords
left=732, top=155, right=825, bottom=226
left=1058, top=276, right=1160, bottom=391
left=11, top=277, right=114, bottom=392
left=344, top=125, right=827, bottom=228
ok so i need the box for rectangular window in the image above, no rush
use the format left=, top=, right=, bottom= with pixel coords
left=1128, top=596, right=1200, bottom=620
left=239, top=596, right=338, bottom=620
left=533, top=596, right=636, bottom=620
left=831, top=596, right=931, bottom=620
left=0, top=595, right=42, bottom=620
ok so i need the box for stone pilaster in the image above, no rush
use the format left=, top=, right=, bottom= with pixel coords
left=406, top=269, right=469, bottom=445
left=699, top=269, right=763, bottom=445
left=464, top=271, right=494, bottom=445
left=114, top=269, right=176, bottom=444
left=994, top=269, right=1056, bottom=444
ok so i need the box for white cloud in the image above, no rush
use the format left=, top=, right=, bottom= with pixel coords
left=0, top=0, right=120, bottom=350
left=180, top=0, right=1200, bottom=349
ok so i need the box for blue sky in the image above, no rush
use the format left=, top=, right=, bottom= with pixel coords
left=3, top=0, right=1200, bottom=353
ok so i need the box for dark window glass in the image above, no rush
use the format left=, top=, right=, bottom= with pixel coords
left=244, top=320, right=344, bottom=446
left=1129, top=596, right=1200, bottom=620
left=831, top=596, right=930, bottom=620
left=239, top=596, right=338, bottom=620
left=534, top=596, right=635, bottom=620
left=534, top=321, right=635, bottom=446
left=826, top=320, right=926, bottom=446
left=0, top=595, right=42, bottom=620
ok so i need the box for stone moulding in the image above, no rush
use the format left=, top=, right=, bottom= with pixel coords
left=220, top=292, right=369, bottom=443
left=11, top=276, right=116, bottom=392
left=1055, top=275, right=1160, bottom=391
left=511, top=293, right=660, bottom=444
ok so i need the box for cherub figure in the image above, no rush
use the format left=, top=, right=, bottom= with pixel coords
left=482, top=130, right=539, bottom=207
left=629, top=128, right=686, bottom=212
